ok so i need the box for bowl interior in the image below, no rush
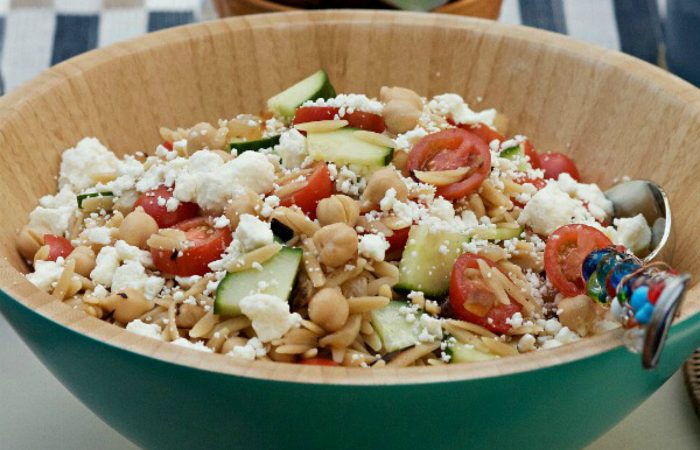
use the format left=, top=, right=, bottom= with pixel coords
left=1, top=10, right=699, bottom=383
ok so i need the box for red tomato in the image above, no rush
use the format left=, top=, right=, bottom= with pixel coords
left=459, top=122, right=505, bottom=145
left=300, top=358, right=339, bottom=366
left=44, top=235, right=74, bottom=261
left=521, top=140, right=540, bottom=169
left=277, top=163, right=333, bottom=219
left=386, top=226, right=410, bottom=252
left=150, top=217, right=232, bottom=276
left=449, top=253, right=523, bottom=334
left=544, top=224, right=612, bottom=297
left=293, top=106, right=386, bottom=133
left=538, top=152, right=580, bottom=181
left=407, top=128, right=491, bottom=200
left=163, top=141, right=173, bottom=151
left=135, top=186, right=199, bottom=228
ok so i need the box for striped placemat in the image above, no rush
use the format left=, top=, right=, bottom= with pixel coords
left=0, top=0, right=670, bottom=95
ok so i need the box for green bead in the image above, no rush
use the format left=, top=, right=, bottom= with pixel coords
left=587, top=271, right=608, bottom=304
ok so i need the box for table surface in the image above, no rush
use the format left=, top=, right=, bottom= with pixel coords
left=1, top=315, right=699, bottom=450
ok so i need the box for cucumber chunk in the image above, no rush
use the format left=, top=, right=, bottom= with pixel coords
left=267, top=70, right=336, bottom=119
left=370, top=301, right=422, bottom=353
left=228, top=135, right=280, bottom=153
left=500, top=144, right=524, bottom=160
left=447, top=342, right=498, bottom=364
left=214, top=247, right=302, bottom=316
left=77, top=191, right=114, bottom=213
left=470, top=226, right=523, bottom=241
left=307, top=128, right=393, bottom=167
left=395, top=225, right=469, bottom=297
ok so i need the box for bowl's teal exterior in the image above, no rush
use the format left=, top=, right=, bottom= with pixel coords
left=2, top=291, right=697, bottom=450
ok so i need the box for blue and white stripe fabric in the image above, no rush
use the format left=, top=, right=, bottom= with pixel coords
left=0, top=0, right=670, bottom=95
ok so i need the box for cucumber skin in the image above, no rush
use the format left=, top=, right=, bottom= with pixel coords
left=228, top=135, right=280, bottom=153
left=500, top=144, right=523, bottom=159
left=446, top=342, right=498, bottom=364
left=213, top=247, right=302, bottom=317
left=470, top=226, right=524, bottom=241
left=268, top=70, right=336, bottom=119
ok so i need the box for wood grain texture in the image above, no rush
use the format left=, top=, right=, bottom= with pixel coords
left=213, top=0, right=503, bottom=19
left=0, top=10, right=698, bottom=384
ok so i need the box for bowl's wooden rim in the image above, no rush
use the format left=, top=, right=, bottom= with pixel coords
left=1, top=10, right=699, bottom=385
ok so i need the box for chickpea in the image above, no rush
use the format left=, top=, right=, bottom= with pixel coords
left=66, top=246, right=96, bottom=277
left=312, top=223, right=358, bottom=268
left=308, top=287, right=349, bottom=332
left=227, top=115, right=263, bottom=142
left=391, top=150, right=410, bottom=177
left=382, top=100, right=422, bottom=134
left=101, top=288, right=154, bottom=324
left=118, top=207, right=159, bottom=248
left=16, top=225, right=47, bottom=261
left=558, top=295, right=597, bottom=336
left=187, top=122, right=228, bottom=152
left=316, top=195, right=360, bottom=227
left=225, top=189, right=263, bottom=229
left=380, top=86, right=423, bottom=110
left=362, top=167, right=408, bottom=206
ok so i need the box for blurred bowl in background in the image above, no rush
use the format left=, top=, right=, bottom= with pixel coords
left=213, top=0, right=503, bottom=19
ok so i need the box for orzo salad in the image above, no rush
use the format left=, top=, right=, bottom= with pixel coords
left=17, top=70, right=654, bottom=367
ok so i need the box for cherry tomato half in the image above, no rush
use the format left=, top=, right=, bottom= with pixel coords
left=44, top=235, right=74, bottom=261
left=538, top=152, right=580, bottom=181
left=521, top=140, right=540, bottom=169
left=300, top=358, right=339, bottom=366
left=544, top=224, right=612, bottom=297
left=135, top=186, right=200, bottom=228
left=449, top=253, right=523, bottom=334
left=293, top=106, right=386, bottom=133
left=459, top=122, right=505, bottom=146
left=407, top=128, right=491, bottom=201
left=150, top=217, right=232, bottom=276
left=277, top=163, right=333, bottom=219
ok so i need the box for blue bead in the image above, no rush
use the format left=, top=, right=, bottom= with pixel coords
left=582, top=249, right=610, bottom=281
left=635, top=303, right=654, bottom=325
left=630, top=286, right=649, bottom=311
left=610, top=262, right=640, bottom=291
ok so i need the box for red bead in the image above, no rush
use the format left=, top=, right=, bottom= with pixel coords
left=648, top=282, right=665, bottom=305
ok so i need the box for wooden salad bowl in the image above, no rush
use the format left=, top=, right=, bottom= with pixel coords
left=214, top=0, right=504, bottom=19
left=1, top=11, right=700, bottom=450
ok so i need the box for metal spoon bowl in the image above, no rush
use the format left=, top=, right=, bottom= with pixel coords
left=604, top=179, right=673, bottom=262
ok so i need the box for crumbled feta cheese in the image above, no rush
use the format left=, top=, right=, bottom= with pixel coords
left=394, top=126, right=429, bottom=151
left=111, top=260, right=164, bottom=299
left=544, top=318, right=562, bottom=336
left=517, top=333, right=537, bottom=352
left=82, top=226, right=114, bottom=245
left=613, top=214, right=651, bottom=254
left=172, top=338, right=213, bottom=353
left=126, top=320, right=162, bottom=340
left=59, top=138, right=120, bottom=190
left=114, top=240, right=152, bottom=267
left=358, top=233, right=390, bottom=261
left=213, top=215, right=230, bottom=229
left=275, top=128, right=307, bottom=169
left=90, top=246, right=120, bottom=286
left=418, top=314, right=443, bottom=342
left=229, top=337, right=267, bottom=360
left=556, top=173, right=613, bottom=221
left=506, top=312, right=524, bottom=328
left=226, top=150, right=277, bottom=195
left=28, top=186, right=78, bottom=236
left=303, top=94, right=383, bottom=115
left=518, top=182, right=595, bottom=235
left=26, top=258, right=64, bottom=291
left=234, top=214, right=273, bottom=251
left=261, top=195, right=280, bottom=218
left=541, top=339, right=563, bottom=349
left=238, top=294, right=301, bottom=342
left=554, top=326, right=581, bottom=344
left=427, top=93, right=496, bottom=126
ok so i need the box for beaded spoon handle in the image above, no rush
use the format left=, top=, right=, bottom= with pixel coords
left=581, top=247, right=691, bottom=368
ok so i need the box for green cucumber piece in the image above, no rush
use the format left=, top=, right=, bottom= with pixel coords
left=267, top=70, right=336, bottom=119
left=395, top=225, right=469, bottom=297
left=370, top=301, right=422, bottom=353
left=228, top=135, right=280, bottom=153
left=500, top=144, right=523, bottom=160
left=447, top=342, right=498, bottom=364
left=307, top=128, right=393, bottom=167
left=470, top=226, right=523, bottom=241
left=77, top=191, right=114, bottom=212
left=214, top=247, right=302, bottom=316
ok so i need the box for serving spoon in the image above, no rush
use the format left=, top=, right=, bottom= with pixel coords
left=605, top=179, right=672, bottom=262
left=604, top=180, right=690, bottom=368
